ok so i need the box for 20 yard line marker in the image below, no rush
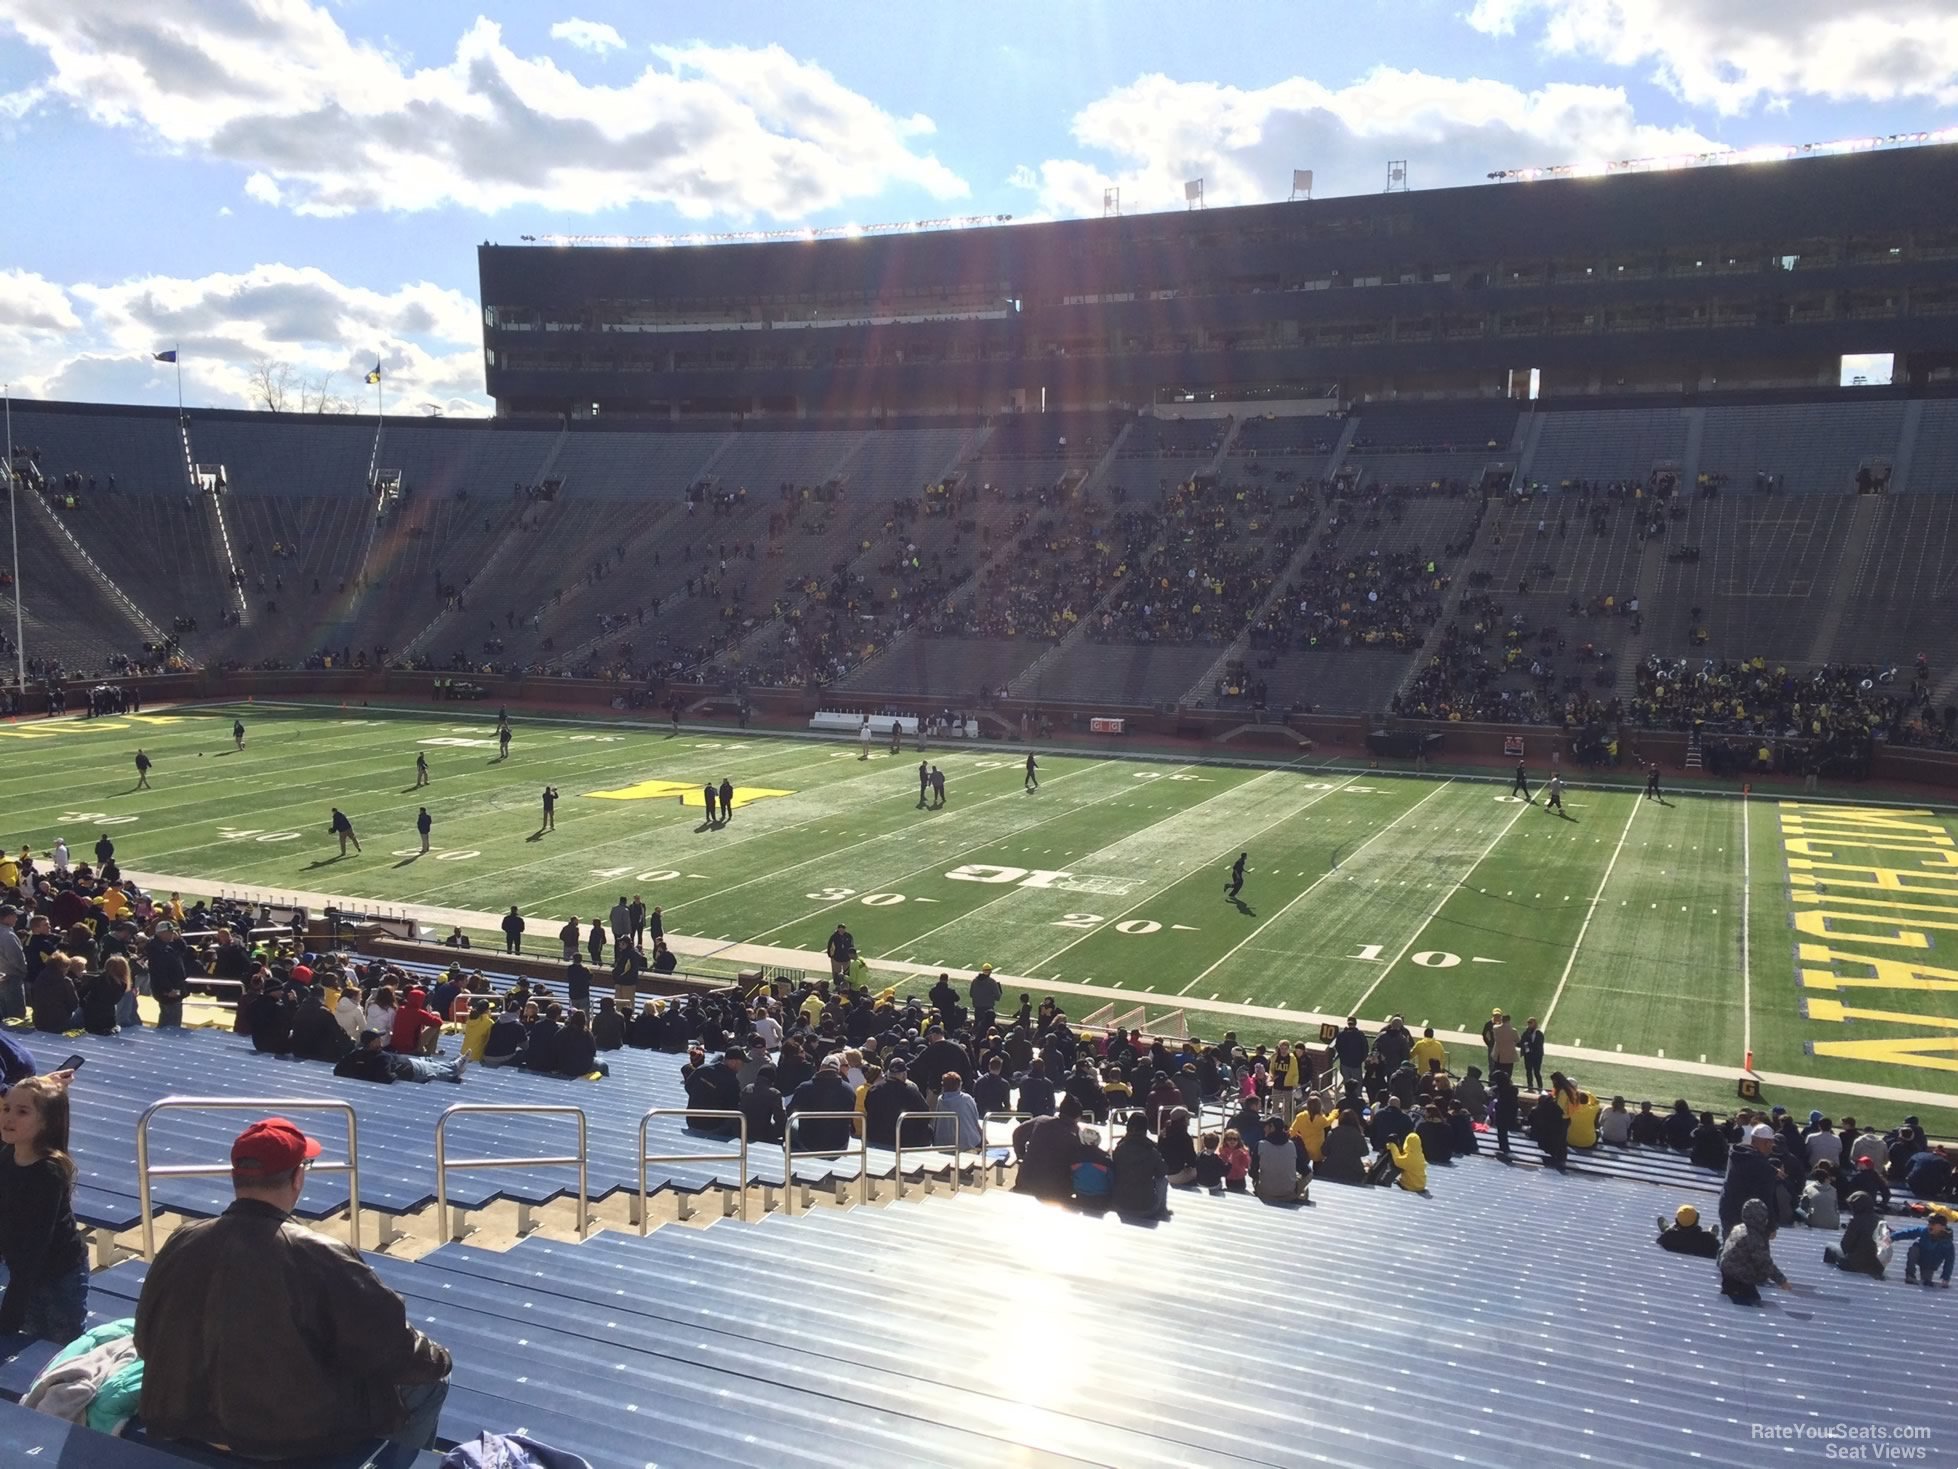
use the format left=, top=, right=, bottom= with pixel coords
left=1182, top=780, right=1456, bottom=997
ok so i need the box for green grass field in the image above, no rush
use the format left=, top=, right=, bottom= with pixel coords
left=9, top=700, right=1956, bottom=1130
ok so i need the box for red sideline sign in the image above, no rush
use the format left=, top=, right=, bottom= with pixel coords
left=1503, top=735, right=1524, bottom=757
left=1089, top=717, right=1125, bottom=734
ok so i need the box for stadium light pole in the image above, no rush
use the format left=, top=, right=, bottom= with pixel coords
left=3, top=384, right=23, bottom=692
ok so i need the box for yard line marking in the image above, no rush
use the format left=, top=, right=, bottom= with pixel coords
left=402, top=738, right=877, bottom=904
left=1180, top=779, right=1455, bottom=997
left=878, top=765, right=1272, bottom=963
left=1542, top=796, right=1643, bottom=1029
left=644, top=759, right=1117, bottom=920
left=1741, top=796, right=1753, bottom=1064
left=1351, top=787, right=1528, bottom=1016
left=1024, top=774, right=1362, bottom=976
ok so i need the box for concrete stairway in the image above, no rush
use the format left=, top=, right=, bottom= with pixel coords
left=1804, top=491, right=1886, bottom=667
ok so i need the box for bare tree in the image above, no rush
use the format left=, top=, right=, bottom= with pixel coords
left=299, top=370, right=352, bottom=414
left=248, top=358, right=293, bottom=413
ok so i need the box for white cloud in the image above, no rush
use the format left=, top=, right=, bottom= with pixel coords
left=1468, top=1, right=1958, bottom=114
left=1013, top=68, right=1722, bottom=216
left=0, top=2, right=967, bottom=218
left=0, top=263, right=489, bottom=416
left=549, top=18, right=624, bottom=56
left=243, top=172, right=282, bottom=206
left=0, top=269, right=81, bottom=335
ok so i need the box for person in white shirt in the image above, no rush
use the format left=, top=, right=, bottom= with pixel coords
left=51, top=838, right=70, bottom=873
left=365, top=986, right=398, bottom=1037
left=750, top=1005, right=783, bottom=1049
left=1599, top=1096, right=1634, bottom=1147
left=1806, top=1115, right=1843, bottom=1169
left=334, top=988, right=365, bottom=1039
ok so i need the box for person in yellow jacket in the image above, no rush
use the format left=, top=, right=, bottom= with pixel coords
left=1565, top=1089, right=1601, bottom=1149
left=1410, top=1026, right=1448, bottom=1076
left=855, top=1063, right=880, bottom=1113
left=1270, top=1041, right=1305, bottom=1121
left=459, top=998, right=495, bottom=1061
left=1380, top=1130, right=1427, bottom=1191
left=1289, top=1093, right=1331, bottom=1164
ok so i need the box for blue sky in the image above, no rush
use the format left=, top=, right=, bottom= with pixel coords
left=3, top=0, right=1957, bottom=413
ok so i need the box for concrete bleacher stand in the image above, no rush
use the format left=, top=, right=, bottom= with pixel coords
left=13, top=387, right=1958, bottom=785
left=5, top=1017, right=1955, bottom=1466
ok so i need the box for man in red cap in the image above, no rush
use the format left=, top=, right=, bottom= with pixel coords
left=134, top=1117, right=451, bottom=1457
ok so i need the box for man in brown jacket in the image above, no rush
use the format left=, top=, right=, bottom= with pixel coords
left=134, top=1118, right=451, bottom=1457
left=1488, top=1010, right=1520, bottom=1084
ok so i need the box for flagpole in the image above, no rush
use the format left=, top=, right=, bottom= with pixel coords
left=373, top=357, right=383, bottom=484
left=4, top=385, right=24, bottom=694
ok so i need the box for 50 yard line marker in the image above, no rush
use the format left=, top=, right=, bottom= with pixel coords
left=1180, top=779, right=1456, bottom=997
left=1542, top=795, right=1642, bottom=1028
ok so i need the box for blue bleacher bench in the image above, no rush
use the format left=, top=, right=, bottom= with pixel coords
left=0, top=1396, right=439, bottom=1469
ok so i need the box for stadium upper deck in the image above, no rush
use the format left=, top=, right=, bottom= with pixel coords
left=480, top=143, right=1958, bottom=419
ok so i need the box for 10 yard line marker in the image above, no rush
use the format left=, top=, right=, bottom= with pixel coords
left=1542, top=796, right=1642, bottom=1028
left=1348, top=787, right=1529, bottom=1015
left=1183, top=780, right=1456, bottom=997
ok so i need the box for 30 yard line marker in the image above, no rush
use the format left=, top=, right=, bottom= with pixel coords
left=1542, top=796, right=1642, bottom=1028
left=868, top=761, right=1227, bottom=961
left=1028, top=772, right=1361, bottom=976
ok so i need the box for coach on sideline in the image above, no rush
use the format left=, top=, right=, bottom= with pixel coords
left=134, top=1117, right=452, bottom=1456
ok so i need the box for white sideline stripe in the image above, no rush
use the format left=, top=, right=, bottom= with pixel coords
left=1029, top=774, right=1362, bottom=978
left=1351, top=789, right=1531, bottom=1016
left=1178, top=779, right=1455, bottom=997
left=1542, top=795, right=1643, bottom=1029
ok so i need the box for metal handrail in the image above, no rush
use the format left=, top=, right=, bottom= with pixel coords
left=782, top=1110, right=867, bottom=1213
left=637, top=1108, right=749, bottom=1231
left=434, top=1103, right=588, bottom=1243
left=136, top=1097, right=360, bottom=1259
left=892, top=1110, right=967, bottom=1201
left=978, top=1110, right=1030, bottom=1190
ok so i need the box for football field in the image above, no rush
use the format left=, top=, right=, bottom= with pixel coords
left=8, top=702, right=1956, bottom=1129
